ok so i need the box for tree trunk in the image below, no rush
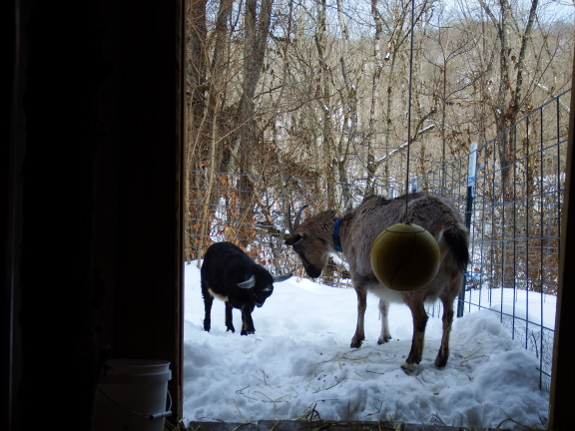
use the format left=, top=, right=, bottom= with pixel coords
left=236, top=0, right=274, bottom=245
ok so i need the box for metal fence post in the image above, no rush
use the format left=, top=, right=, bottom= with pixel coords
left=458, top=142, right=477, bottom=318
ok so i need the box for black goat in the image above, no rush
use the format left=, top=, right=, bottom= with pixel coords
left=201, top=242, right=292, bottom=335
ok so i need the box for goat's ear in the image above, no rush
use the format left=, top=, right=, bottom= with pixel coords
left=285, top=234, right=303, bottom=246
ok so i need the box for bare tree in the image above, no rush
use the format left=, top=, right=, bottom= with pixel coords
left=234, top=0, right=275, bottom=245
left=476, top=0, right=540, bottom=198
left=422, top=7, right=479, bottom=189
left=183, top=0, right=573, bottom=265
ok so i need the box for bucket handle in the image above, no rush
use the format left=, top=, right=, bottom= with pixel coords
left=98, top=388, right=173, bottom=420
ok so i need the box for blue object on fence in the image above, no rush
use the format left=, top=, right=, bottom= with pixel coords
left=467, top=141, right=478, bottom=198
left=458, top=142, right=478, bottom=318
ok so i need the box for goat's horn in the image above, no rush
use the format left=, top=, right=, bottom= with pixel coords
left=272, top=273, right=293, bottom=283
left=237, top=275, right=256, bottom=289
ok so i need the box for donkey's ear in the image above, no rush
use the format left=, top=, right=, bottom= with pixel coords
left=285, top=234, right=303, bottom=246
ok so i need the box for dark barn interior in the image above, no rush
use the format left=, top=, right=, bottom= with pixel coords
left=5, top=0, right=184, bottom=428
left=3, top=0, right=574, bottom=430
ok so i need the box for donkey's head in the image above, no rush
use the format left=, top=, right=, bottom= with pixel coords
left=285, top=207, right=337, bottom=279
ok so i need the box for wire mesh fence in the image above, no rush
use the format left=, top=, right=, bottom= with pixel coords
left=414, top=89, right=571, bottom=391
left=186, top=89, right=570, bottom=391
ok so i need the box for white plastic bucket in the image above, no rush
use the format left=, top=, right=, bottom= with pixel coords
left=94, top=359, right=172, bottom=431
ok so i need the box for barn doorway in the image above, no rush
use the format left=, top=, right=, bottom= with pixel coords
left=181, top=2, right=575, bottom=430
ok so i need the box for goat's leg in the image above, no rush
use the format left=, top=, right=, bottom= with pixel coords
left=377, top=299, right=392, bottom=344
left=240, top=304, right=255, bottom=335
left=350, top=286, right=367, bottom=348
left=225, top=302, right=235, bottom=333
left=402, top=300, right=428, bottom=371
left=202, top=287, right=213, bottom=332
left=435, top=295, right=455, bottom=367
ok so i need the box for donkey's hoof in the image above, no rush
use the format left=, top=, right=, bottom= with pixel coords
left=377, top=334, right=392, bottom=344
left=401, top=361, right=421, bottom=375
left=400, top=361, right=413, bottom=372
left=434, top=356, right=448, bottom=368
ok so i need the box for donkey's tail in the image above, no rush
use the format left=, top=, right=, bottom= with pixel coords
left=439, top=222, right=469, bottom=273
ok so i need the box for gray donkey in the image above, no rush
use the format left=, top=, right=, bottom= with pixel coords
left=285, top=193, right=469, bottom=370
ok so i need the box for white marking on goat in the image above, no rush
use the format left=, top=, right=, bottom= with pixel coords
left=208, top=288, right=228, bottom=302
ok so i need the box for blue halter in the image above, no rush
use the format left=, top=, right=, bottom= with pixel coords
left=333, top=218, right=343, bottom=252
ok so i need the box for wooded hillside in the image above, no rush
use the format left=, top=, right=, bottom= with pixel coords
left=184, top=0, right=574, bottom=262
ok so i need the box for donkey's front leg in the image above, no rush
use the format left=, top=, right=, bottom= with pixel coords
left=402, top=300, right=428, bottom=371
left=350, top=286, right=367, bottom=348
left=377, top=299, right=392, bottom=344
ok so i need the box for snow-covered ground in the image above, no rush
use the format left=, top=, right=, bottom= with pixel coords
left=462, top=286, right=556, bottom=330
left=182, top=261, right=550, bottom=429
